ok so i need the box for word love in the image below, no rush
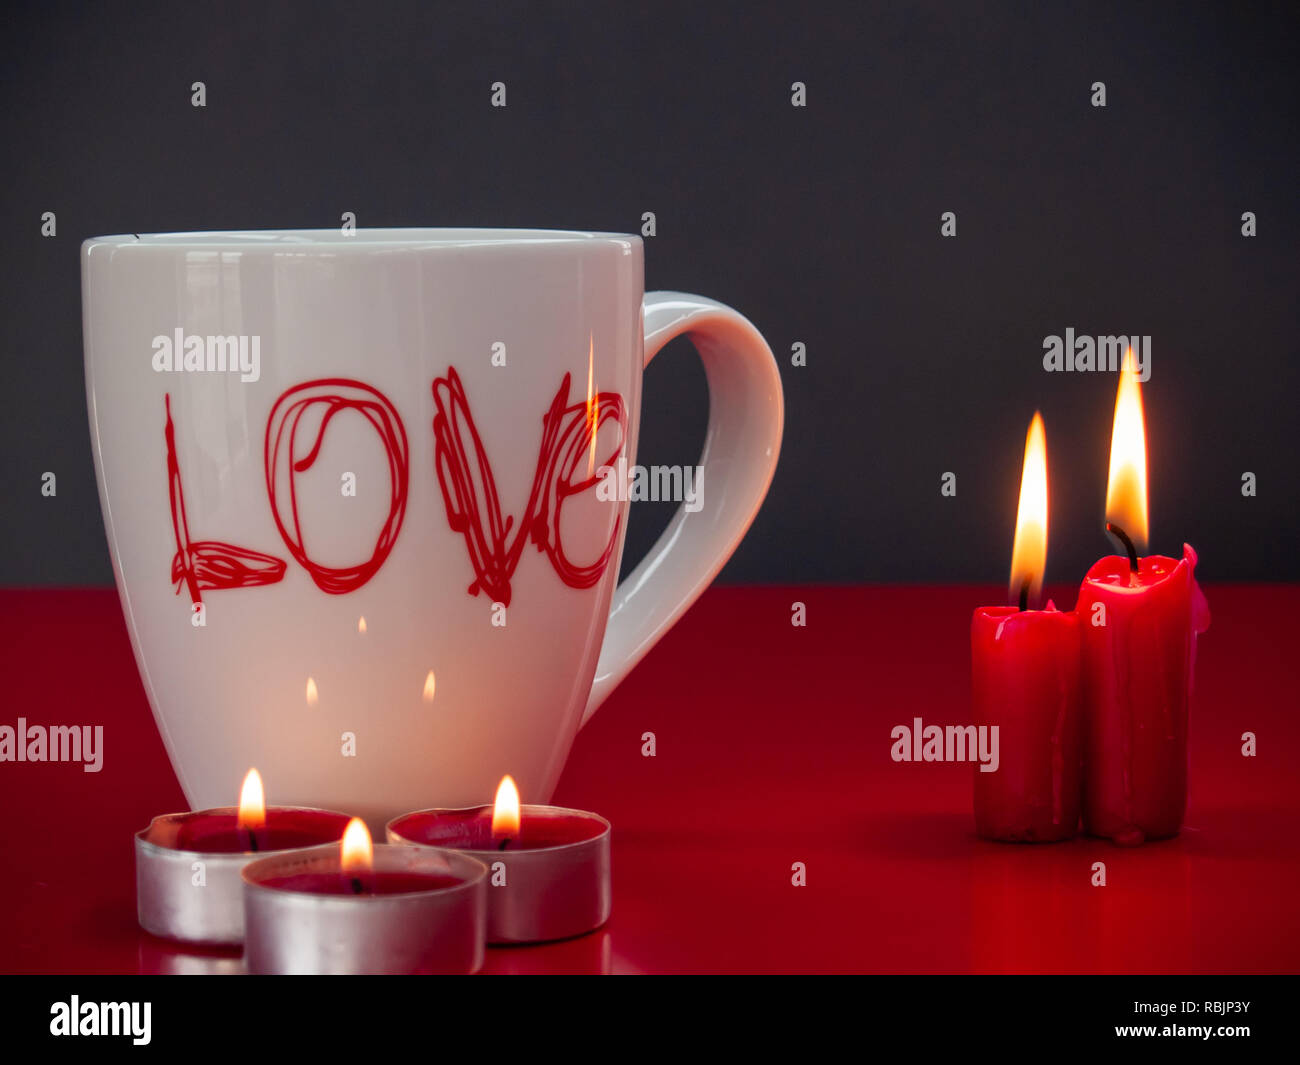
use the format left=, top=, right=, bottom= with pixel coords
left=167, top=368, right=627, bottom=608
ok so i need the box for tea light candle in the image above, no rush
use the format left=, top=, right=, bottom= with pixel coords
left=241, top=819, right=488, bottom=974
left=387, top=776, right=611, bottom=944
left=134, top=769, right=352, bottom=945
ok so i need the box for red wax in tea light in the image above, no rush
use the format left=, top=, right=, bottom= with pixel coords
left=387, top=804, right=611, bottom=944
left=392, top=806, right=608, bottom=849
left=153, top=807, right=353, bottom=853
left=258, top=872, right=465, bottom=895
left=1077, top=545, right=1210, bottom=844
left=971, top=603, right=1083, bottom=842
left=134, top=806, right=353, bottom=945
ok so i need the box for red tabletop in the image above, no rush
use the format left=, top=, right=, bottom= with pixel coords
left=1, top=584, right=1296, bottom=974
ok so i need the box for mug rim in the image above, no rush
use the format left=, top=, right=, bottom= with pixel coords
left=83, top=228, right=642, bottom=251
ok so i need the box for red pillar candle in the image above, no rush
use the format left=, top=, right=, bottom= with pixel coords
left=972, top=604, right=1082, bottom=841
left=971, top=413, right=1083, bottom=842
left=1079, top=356, right=1210, bottom=844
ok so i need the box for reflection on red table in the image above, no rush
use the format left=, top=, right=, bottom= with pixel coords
left=0, top=585, right=1296, bottom=974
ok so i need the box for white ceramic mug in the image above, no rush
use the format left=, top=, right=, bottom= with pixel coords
left=83, top=229, right=783, bottom=825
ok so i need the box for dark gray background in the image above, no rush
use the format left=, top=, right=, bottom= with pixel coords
left=2, top=1, right=1296, bottom=586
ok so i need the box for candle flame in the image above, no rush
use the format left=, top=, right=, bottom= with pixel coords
left=305, top=676, right=318, bottom=706
left=1105, top=348, right=1149, bottom=552
left=237, top=768, right=266, bottom=831
left=492, top=775, right=521, bottom=840
left=357, top=616, right=367, bottom=635
left=422, top=669, right=437, bottom=703
left=1009, top=412, right=1049, bottom=607
left=340, top=817, right=373, bottom=873
left=586, top=336, right=598, bottom=479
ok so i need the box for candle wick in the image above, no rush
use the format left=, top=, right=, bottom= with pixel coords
left=1105, top=522, right=1139, bottom=575
left=498, top=837, right=512, bottom=851
left=246, top=828, right=259, bottom=853
left=350, top=876, right=363, bottom=895
left=1017, top=579, right=1030, bottom=613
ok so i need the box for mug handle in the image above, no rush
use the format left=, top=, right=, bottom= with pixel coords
left=581, top=291, right=784, bottom=725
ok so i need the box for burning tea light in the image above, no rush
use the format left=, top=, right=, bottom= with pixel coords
left=387, top=775, right=611, bottom=944
left=134, top=769, right=352, bottom=945
left=241, top=818, right=488, bottom=974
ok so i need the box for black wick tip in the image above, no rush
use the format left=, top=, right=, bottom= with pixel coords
left=350, top=876, right=363, bottom=895
left=246, top=829, right=259, bottom=853
left=1017, top=580, right=1030, bottom=612
left=1105, top=522, right=1139, bottom=574
left=498, top=838, right=512, bottom=852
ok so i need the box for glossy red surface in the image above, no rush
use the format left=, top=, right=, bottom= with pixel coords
left=143, top=808, right=351, bottom=854
left=389, top=806, right=607, bottom=850
left=1, top=585, right=1297, bottom=974
left=255, top=872, right=464, bottom=896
